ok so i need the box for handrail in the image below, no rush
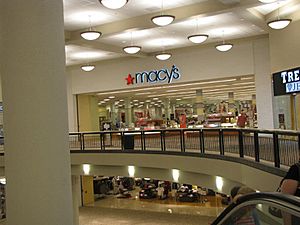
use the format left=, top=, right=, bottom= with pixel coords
left=211, top=192, right=300, bottom=225
left=69, top=127, right=300, bottom=169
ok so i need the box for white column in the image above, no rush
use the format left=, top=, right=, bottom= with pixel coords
left=0, top=1, right=73, bottom=225
left=253, top=38, right=274, bottom=129
left=228, top=92, right=235, bottom=114
left=196, top=90, right=205, bottom=121
left=163, top=98, right=170, bottom=119
left=124, top=98, right=132, bottom=126
left=72, top=175, right=81, bottom=225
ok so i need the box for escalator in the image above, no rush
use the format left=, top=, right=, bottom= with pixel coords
left=211, top=192, right=300, bottom=225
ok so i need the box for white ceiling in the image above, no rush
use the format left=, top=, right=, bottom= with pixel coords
left=64, top=0, right=300, bottom=66
left=63, top=0, right=300, bottom=103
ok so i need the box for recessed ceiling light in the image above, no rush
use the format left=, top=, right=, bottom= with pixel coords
left=109, top=96, right=115, bottom=99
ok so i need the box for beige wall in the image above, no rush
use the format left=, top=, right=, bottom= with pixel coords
left=67, top=39, right=255, bottom=95
left=77, top=95, right=99, bottom=131
left=67, top=37, right=275, bottom=129
left=71, top=153, right=283, bottom=193
left=269, top=20, right=300, bottom=73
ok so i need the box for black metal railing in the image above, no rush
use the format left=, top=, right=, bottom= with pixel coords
left=69, top=128, right=300, bottom=168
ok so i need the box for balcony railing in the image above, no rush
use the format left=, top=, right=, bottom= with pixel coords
left=69, top=128, right=300, bottom=169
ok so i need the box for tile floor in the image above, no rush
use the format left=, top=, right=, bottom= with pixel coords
left=80, top=189, right=225, bottom=225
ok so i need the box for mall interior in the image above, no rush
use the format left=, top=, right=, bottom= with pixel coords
left=0, top=0, right=300, bottom=225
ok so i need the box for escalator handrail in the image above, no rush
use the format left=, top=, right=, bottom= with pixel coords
left=211, top=192, right=300, bottom=225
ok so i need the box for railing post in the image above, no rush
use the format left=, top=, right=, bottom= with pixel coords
left=201, top=129, right=205, bottom=153
left=162, top=130, right=166, bottom=151
left=100, top=133, right=103, bottom=150
left=121, top=132, right=124, bottom=151
left=254, top=131, right=260, bottom=162
left=199, top=129, right=204, bottom=154
left=140, top=131, right=144, bottom=151
left=238, top=130, right=244, bottom=158
left=179, top=130, right=184, bottom=152
left=219, top=129, right=224, bottom=155
left=82, top=133, right=85, bottom=150
left=273, top=133, right=280, bottom=168
left=298, top=134, right=300, bottom=155
left=182, top=130, right=186, bottom=152
left=143, top=131, right=146, bottom=151
left=160, top=130, right=164, bottom=152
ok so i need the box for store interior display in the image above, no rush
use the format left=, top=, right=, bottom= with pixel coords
left=96, top=97, right=257, bottom=131
left=91, top=176, right=229, bottom=206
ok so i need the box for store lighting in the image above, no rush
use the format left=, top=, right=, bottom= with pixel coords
left=80, top=15, right=101, bottom=41
left=216, top=30, right=233, bottom=52
left=83, top=164, right=91, bottom=175
left=128, top=166, right=135, bottom=177
left=155, top=52, right=171, bottom=61
left=267, top=1, right=292, bottom=30
left=109, top=96, right=115, bottom=99
left=216, top=176, right=223, bottom=191
left=123, top=45, right=141, bottom=54
left=172, top=169, right=180, bottom=182
left=81, top=64, right=95, bottom=72
left=80, top=31, right=101, bottom=41
left=151, top=15, right=175, bottom=26
left=268, top=19, right=291, bottom=29
left=188, top=34, right=208, bottom=44
left=99, top=0, right=128, bottom=9
left=215, top=43, right=233, bottom=52
left=258, top=0, right=276, bottom=3
left=151, top=0, right=175, bottom=26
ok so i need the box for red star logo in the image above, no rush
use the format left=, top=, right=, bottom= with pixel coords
left=125, top=74, right=135, bottom=85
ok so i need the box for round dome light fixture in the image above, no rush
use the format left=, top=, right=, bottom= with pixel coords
left=81, top=64, right=95, bottom=72
left=267, top=19, right=292, bottom=30
left=258, top=0, right=276, bottom=3
left=99, top=0, right=128, bottom=9
left=151, top=15, right=175, bottom=26
left=155, top=53, right=171, bottom=61
left=188, top=34, right=208, bottom=44
left=123, top=46, right=141, bottom=54
left=80, top=31, right=102, bottom=41
left=215, top=43, right=233, bottom=52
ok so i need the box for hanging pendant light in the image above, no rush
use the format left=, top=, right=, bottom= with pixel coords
left=123, top=46, right=141, bottom=54
left=268, top=19, right=291, bottom=29
left=187, top=19, right=209, bottom=44
left=259, top=0, right=276, bottom=3
left=215, top=30, right=233, bottom=52
left=81, top=64, right=95, bottom=72
left=155, top=52, right=171, bottom=61
left=80, top=16, right=101, bottom=41
left=151, top=0, right=175, bottom=26
left=152, top=15, right=175, bottom=26
left=215, top=42, right=233, bottom=52
left=99, top=0, right=129, bottom=9
left=188, top=34, right=208, bottom=44
left=267, top=1, right=292, bottom=30
left=123, top=32, right=141, bottom=54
